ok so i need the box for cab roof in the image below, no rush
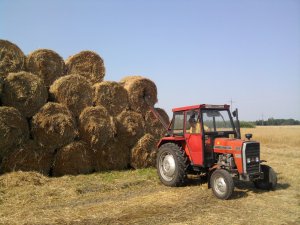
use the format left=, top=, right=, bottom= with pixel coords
left=172, top=104, right=230, bottom=112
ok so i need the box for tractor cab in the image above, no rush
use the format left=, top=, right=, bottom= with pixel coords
left=159, top=104, right=239, bottom=168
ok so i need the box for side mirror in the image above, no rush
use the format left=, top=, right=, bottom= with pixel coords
left=232, top=109, right=237, bottom=117
left=245, top=133, right=252, bottom=140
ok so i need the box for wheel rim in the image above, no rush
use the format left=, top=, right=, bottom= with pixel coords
left=159, top=152, right=176, bottom=182
left=213, top=176, right=227, bottom=196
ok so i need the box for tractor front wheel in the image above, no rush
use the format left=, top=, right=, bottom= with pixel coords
left=254, top=165, right=277, bottom=190
left=210, top=169, right=234, bottom=200
left=157, top=143, right=187, bottom=187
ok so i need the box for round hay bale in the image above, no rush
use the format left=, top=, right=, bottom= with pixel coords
left=0, top=140, right=53, bottom=176
left=31, top=102, right=77, bottom=150
left=120, top=76, right=158, bottom=115
left=116, top=110, right=145, bottom=147
left=1, top=71, right=48, bottom=117
left=52, top=141, right=94, bottom=176
left=65, top=51, right=105, bottom=84
left=0, top=76, right=4, bottom=103
left=0, top=40, right=25, bottom=78
left=26, top=49, right=65, bottom=87
left=0, top=106, right=29, bottom=157
left=130, top=134, right=157, bottom=169
left=145, top=108, right=170, bottom=138
left=49, top=74, right=93, bottom=117
left=93, top=81, right=129, bottom=116
left=93, top=140, right=130, bottom=171
left=79, top=106, right=116, bottom=149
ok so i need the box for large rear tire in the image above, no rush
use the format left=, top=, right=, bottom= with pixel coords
left=254, top=165, right=277, bottom=190
left=156, top=143, right=187, bottom=187
left=210, top=169, right=234, bottom=200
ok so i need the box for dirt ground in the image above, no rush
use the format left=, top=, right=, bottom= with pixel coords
left=0, top=126, right=299, bottom=225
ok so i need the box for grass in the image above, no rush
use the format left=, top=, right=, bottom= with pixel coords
left=0, top=126, right=300, bottom=224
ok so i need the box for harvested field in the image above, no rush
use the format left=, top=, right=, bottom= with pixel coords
left=116, top=110, right=145, bottom=147
left=93, top=81, right=129, bottom=116
left=31, top=102, right=77, bottom=150
left=0, top=40, right=25, bottom=78
left=26, top=49, right=65, bottom=87
left=0, top=126, right=299, bottom=225
left=0, top=140, right=53, bottom=176
left=52, top=141, right=94, bottom=177
left=1, top=71, right=48, bottom=117
left=79, top=106, right=116, bottom=149
left=49, top=74, right=93, bottom=117
left=120, top=76, right=158, bottom=115
left=0, top=106, right=29, bottom=157
left=65, top=51, right=105, bottom=84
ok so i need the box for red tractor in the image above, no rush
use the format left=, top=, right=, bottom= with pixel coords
left=150, top=103, right=277, bottom=200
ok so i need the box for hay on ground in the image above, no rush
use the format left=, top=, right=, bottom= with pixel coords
left=93, top=81, right=129, bottom=116
left=1, top=71, right=48, bottom=118
left=0, top=106, right=29, bottom=157
left=93, top=140, right=130, bottom=171
left=145, top=108, right=170, bottom=138
left=49, top=74, right=93, bottom=117
left=0, top=40, right=25, bottom=78
left=52, top=141, right=94, bottom=176
left=26, top=49, right=65, bottom=87
left=31, top=102, right=77, bottom=150
left=79, top=106, right=116, bottom=149
left=65, top=51, right=105, bottom=84
left=0, top=171, right=49, bottom=188
left=0, top=140, right=54, bottom=176
left=116, top=110, right=145, bottom=147
left=130, top=134, right=157, bottom=169
left=120, top=76, right=158, bottom=115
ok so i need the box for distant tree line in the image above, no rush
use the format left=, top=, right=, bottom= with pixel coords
left=255, top=118, right=300, bottom=126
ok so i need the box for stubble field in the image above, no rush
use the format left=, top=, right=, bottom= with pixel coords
left=0, top=126, right=299, bottom=225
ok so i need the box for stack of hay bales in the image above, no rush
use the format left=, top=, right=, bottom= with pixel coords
left=0, top=40, right=170, bottom=177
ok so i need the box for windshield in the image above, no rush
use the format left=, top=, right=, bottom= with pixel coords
left=202, top=109, right=234, bottom=132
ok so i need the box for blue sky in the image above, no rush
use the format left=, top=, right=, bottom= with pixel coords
left=1, top=0, right=299, bottom=120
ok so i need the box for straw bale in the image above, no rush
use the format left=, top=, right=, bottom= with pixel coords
left=0, top=40, right=25, bottom=78
left=79, top=106, right=116, bottom=149
left=52, top=141, right=94, bottom=176
left=93, top=140, right=130, bottom=171
left=93, top=81, right=129, bottom=116
left=31, top=102, right=77, bottom=150
left=26, top=49, right=65, bottom=87
left=65, top=51, right=105, bottom=84
left=0, top=140, right=53, bottom=176
left=49, top=74, right=93, bottom=117
left=145, top=108, right=170, bottom=138
left=116, top=110, right=145, bottom=147
left=0, top=171, right=49, bottom=188
left=120, top=76, right=157, bottom=115
left=130, top=134, right=157, bottom=169
left=0, top=106, right=29, bottom=157
left=1, top=71, right=48, bottom=117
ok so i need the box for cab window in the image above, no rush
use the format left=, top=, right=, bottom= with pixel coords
left=185, top=110, right=200, bottom=134
left=172, top=112, right=184, bottom=135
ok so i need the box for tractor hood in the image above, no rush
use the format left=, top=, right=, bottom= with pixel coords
left=213, top=138, right=244, bottom=153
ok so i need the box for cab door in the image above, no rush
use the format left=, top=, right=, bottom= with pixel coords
left=184, top=110, right=204, bottom=166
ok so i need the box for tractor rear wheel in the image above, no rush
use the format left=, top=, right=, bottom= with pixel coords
left=210, top=169, right=234, bottom=200
left=157, top=143, right=187, bottom=187
left=254, top=165, right=277, bottom=190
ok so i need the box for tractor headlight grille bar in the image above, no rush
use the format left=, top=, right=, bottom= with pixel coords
left=242, top=142, right=260, bottom=175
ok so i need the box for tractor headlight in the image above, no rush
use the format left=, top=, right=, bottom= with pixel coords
left=247, top=158, right=251, bottom=164
left=255, top=157, right=259, bottom=162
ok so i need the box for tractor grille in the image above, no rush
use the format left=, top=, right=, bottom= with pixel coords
left=243, top=142, right=260, bottom=174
